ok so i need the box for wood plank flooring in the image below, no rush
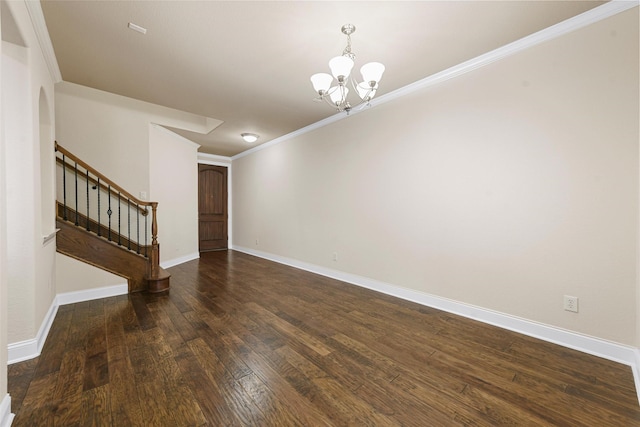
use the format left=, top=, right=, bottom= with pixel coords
left=8, top=250, right=640, bottom=426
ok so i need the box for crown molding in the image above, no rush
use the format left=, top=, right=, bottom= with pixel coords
left=232, top=112, right=345, bottom=160
left=25, top=0, right=62, bottom=83
left=376, top=0, right=639, bottom=108
left=198, top=152, right=232, bottom=165
left=233, top=0, right=639, bottom=161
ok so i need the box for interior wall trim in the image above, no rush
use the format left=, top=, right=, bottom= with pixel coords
left=197, top=152, right=232, bottom=165
left=0, top=394, right=14, bottom=427
left=7, top=298, right=58, bottom=365
left=56, top=283, right=128, bottom=306
left=232, top=245, right=640, bottom=404
left=7, top=283, right=127, bottom=364
left=232, top=0, right=638, bottom=161
left=0, top=394, right=13, bottom=427
left=634, top=350, right=640, bottom=404
left=161, top=252, right=200, bottom=269
left=375, top=0, right=638, bottom=109
left=24, top=0, right=62, bottom=83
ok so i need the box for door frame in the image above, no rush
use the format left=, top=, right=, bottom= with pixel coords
left=197, top=155, right=232, bottom=249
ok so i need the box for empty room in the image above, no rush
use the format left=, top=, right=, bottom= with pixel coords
left=1, top=0, right=639, bottom=425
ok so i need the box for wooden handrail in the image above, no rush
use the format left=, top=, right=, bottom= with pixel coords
left=55, top=156, right=148, bottom=216
left=55, top=142, right=152, bottom=209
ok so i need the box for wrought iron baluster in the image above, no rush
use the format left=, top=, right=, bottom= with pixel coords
left=127, top=199, right=131, bottom=250
left=145, top=207, right=148, bottom=258
left=118, top=192, right=122, bottom=246
left=136, top=204, right=140, bottom=254
left=74, top=162, right=79, bottom=226
left=107, top=186, right=112, bottom=241
left=62, top=154, right=68, bottom=221
left=86, top=170, right=90, bottom=231
left=97, top=178, right=101, bottom=237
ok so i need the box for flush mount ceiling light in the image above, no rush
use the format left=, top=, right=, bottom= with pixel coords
left=310, top=24, right=385, bottom=114
left=241, top=133, right=259, bottom=143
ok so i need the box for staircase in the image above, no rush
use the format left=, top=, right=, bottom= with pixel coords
left=55, top=142, right=170, bottom=293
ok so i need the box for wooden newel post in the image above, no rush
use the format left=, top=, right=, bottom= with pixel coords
left=146, top=202, right=169, bottom=292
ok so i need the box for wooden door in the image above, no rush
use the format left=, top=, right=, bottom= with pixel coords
left=198, top=164, right=228, bottom=251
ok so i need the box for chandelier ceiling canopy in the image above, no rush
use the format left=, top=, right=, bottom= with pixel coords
left=310, top=24, right=385, bottom=114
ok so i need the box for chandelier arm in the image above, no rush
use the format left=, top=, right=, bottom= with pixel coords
left=352, top=98, right=368, bottom=111
left=320, top=95, right=342, bottom=111
left=357, top=99, right=372, bottom=110
left=349, top=77, right=359, bottom=92
left=350, top=77, right=374, bottom=103
left=332, top=85, right=348, bottom=110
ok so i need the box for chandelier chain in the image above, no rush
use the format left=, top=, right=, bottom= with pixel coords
left=342, top=33, right=355, bottom=60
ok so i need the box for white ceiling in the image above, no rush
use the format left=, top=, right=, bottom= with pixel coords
left=40, top=0, right=605, bottom=156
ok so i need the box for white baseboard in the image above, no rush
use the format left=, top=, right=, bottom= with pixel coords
left=7, top=298, right=59, bottom=365
left=56, top=283, right=128, bottom=306
left=0, top=394, right=13, bottom=427
left=634, top=350, right=640, bottom=404
left=7, top=283, right=128, bottom=364
left=8, top=247, right=640, bottom=403
left=161, top=252, right=199, bottom=269
left=233, top=245, right=640, bottom=403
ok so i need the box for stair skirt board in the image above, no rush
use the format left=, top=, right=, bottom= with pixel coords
left=7, top=283, right=127, bottom=364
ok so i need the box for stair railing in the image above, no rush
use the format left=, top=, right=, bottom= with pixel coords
left=54, top=142, right=161, bottom=277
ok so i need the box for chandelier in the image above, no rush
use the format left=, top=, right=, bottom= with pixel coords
left=310, top=24, right=385, bottom=114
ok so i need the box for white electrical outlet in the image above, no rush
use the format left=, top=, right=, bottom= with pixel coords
left=333, top=252, right=338, bottom=262
left=564, top=295, right=579, bottom=313
left=255, top=238, right=259, bottom=246
left=139, top=191, right=147, bottom=200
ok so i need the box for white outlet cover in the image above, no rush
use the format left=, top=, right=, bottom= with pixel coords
left=564, top=295, right=579, bottom=312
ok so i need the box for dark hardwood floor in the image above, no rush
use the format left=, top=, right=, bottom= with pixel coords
left=8, top=250, right=640, bottom=426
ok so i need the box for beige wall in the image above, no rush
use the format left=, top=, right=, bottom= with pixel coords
left=55, top=81, right=218, bottom=194
left=3, top=39, right=35, bottom=344
left=2, top=0, right=57, bottom=346
left=149, top=125, right=199, bottom=264
left=0, top=0, right=6, bottom=403
left=56, top=254, right=124, bottom=294
left=1, top=0, right=58, bottom=405
left=232, top=9, right=639, bottom=345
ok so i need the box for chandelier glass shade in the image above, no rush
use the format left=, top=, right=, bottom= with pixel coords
left=310, top=24, right=385, bottom=113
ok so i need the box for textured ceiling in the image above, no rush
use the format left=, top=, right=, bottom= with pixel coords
left=41, top=1, right=605, bottom=156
